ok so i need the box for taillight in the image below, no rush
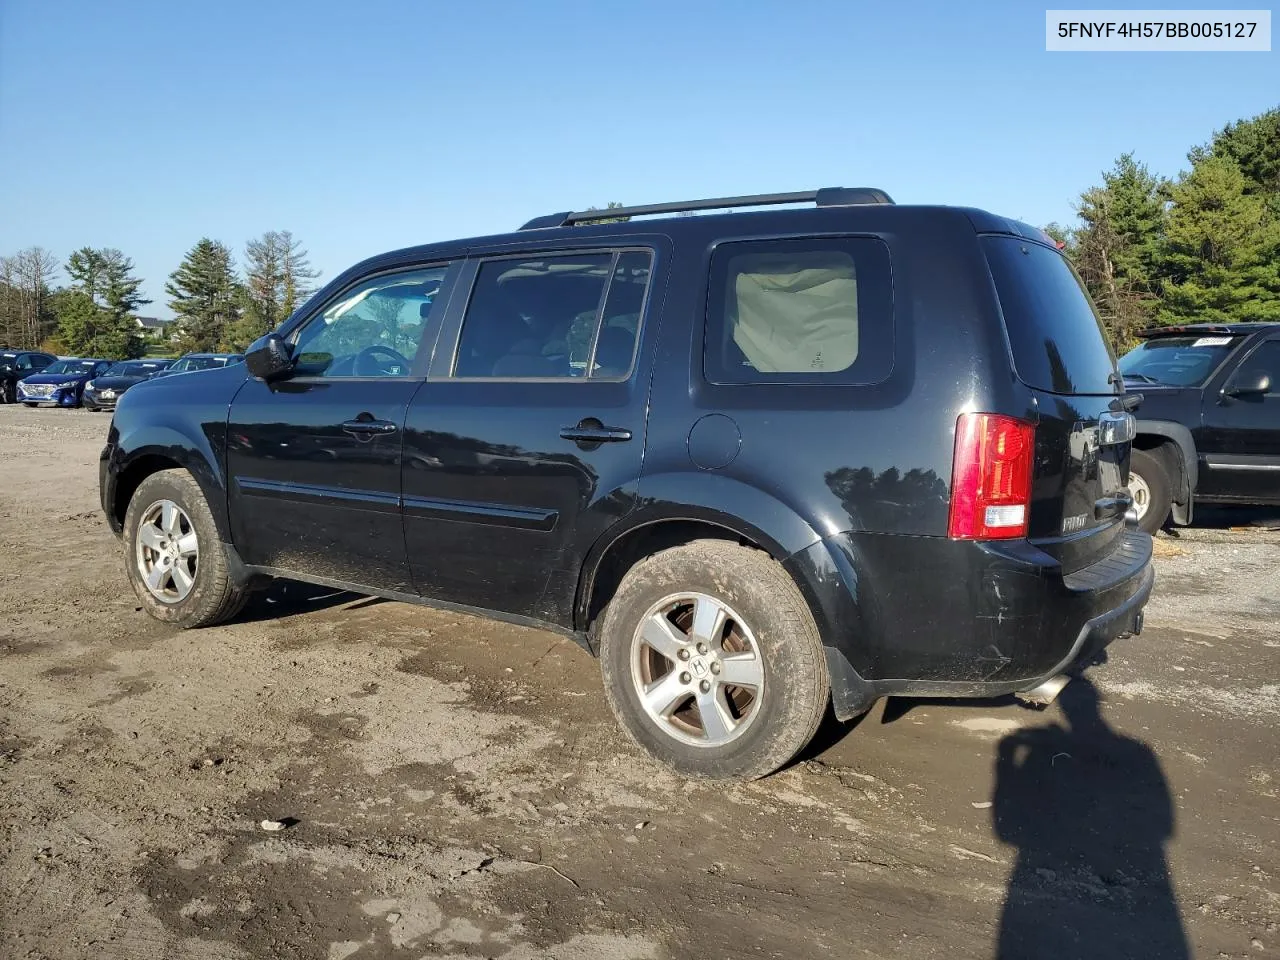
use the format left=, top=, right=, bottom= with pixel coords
left=948, top=413, right=1035, bottom=540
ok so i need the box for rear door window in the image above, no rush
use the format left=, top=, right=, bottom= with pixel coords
left=451, top=250, right=653, bottom=380
left=983, top=236, right=1118, bottom=395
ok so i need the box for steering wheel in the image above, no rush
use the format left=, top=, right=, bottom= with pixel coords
left=352, top=345, right=411, bottom=377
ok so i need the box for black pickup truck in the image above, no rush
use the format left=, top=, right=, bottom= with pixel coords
left=1119, top=322, right=1280, bottom=532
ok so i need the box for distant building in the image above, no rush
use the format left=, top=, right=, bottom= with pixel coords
left=134, top=316, right=180, bottom=343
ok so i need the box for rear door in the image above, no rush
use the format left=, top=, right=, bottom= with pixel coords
left=401, top=243, right=664, bottom=627
left=1198, top=337, right=1280, bottom=501
left=982, top=235, right=1133, bottom=573
left=226, top=262, right=458, bottom=593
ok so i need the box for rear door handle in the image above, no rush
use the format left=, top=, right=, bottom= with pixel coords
left=560, top=417, right=632, bottom=445
left=342, top=418, right=398, bottom=436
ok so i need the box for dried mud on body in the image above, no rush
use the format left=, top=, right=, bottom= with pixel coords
left=1, top=404, right=1277, bottom=960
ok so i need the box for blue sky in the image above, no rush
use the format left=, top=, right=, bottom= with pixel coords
left=1, top=0, right=1275, bottom=317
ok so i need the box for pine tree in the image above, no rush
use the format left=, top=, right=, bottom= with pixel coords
left=166, top=239, right=242, bottom=353
left=58, top=247, right=148, bottom=358
left=1191, top=108, right=1280, bottom=213
left=227, top=232, right=285, bottom=350
left=1071, top=155, right=1167, bottom=347
left=1157, top=155, right=1280, bottom=325
left=280, top=230, right=320, bottom=318
left=225, top=231, right=320, bottom=350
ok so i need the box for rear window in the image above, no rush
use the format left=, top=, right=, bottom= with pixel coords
left=983, top=236, right=1118, bottom=395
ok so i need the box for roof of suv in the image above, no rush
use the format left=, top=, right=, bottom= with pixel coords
left=332, top=187, right=1061, bottom=291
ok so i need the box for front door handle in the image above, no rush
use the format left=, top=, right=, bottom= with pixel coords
left=560, top=417, right=632, bottom=445
left=342, top=418, right=398, bottom=437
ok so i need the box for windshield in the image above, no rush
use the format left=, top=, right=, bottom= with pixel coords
left=171, top=357, right=226, bottom=372
left=105, top=360, right=169, bottom=376
left=1118, top=336, right=1241, bottom=386
left=43, top=360, right=95, bottom=375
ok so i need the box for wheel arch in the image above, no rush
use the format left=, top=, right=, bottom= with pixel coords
left=573, top=475, right=828, bottom=637
left=1132, top=420, right=1197, bottom=525
left=110, top=429, right=228, bottom=540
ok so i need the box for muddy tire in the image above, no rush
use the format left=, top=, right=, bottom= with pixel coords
left=1128, top=448, right=1172, bottom=535
left=123, top=468, right=249, bottom=628
left=598, top=540, right=829, bottom=780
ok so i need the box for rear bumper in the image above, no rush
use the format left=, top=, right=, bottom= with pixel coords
left=784, top=526, right=1154, bottom=720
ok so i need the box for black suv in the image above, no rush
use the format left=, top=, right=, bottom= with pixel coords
left=101, top=189, right=1153, bottom=780
left=1119, top=323, right=1280, bottom=532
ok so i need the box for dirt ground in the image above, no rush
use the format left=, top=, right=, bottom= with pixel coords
left=1, top=405, right=1277, bottom=960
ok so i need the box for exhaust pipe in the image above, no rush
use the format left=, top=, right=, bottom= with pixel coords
left=1015, top=674, right=1070, bottom=708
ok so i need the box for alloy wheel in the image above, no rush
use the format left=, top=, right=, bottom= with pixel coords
left=135, top=499, right=199, bottom=603
left=631, top=592, right=765, bottom=747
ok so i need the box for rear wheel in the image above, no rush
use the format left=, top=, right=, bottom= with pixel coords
left=123, top=468, right=249, bottom=627
left=1128, top=448, right=1172, bottom=535
left=598, top=540, right=829, bottom=780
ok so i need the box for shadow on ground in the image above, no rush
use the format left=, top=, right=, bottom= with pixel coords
left=235, top=579, right=378, bottom=623
left=991, top=678, right=1189, bottom=959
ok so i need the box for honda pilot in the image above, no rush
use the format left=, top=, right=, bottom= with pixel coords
left=100, top=188, right=1153, bottom=779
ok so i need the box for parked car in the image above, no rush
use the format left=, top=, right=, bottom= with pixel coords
left=1119, top=322, right=1280, bottom=532
left=101, top=188, right=1153, bottom=780
left=145, top=352, right=244, bottom=379
left=0, top=350, right=57, bottom=403
left=82, top=359, right=175, bottom=412
left=17, top=357, right=112, bottom=408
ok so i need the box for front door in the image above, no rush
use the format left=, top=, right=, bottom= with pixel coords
left=226, top=263, right=457, bottom=592
left=401, top=246, right=662, bottom=626
left=1198, top=338, right=1280, bottom=502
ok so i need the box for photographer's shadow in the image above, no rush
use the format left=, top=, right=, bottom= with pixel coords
left=993, top=677, right=1189, bottom=959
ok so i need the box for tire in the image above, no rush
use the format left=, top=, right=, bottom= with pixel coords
left=598, top=540, right=829, bottom=780
left=0, top=381, right=10, bottom=403
left=123, top=468, right=249, bottom=628
left=1128, top=448, right=1172, bottom=535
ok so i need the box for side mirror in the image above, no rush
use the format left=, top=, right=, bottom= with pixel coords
left=245, top=333, right=294, bottom=381
left=1225, top=370, right=1271, bottom=397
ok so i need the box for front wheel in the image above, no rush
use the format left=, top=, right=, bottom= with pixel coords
left=0, top=381, right=10, bottom=403
left=598, top=540, right=829, bottom=780
left=123, top=468, right=249, bottom=627
left=1128, top=448, right=1172, bottom=535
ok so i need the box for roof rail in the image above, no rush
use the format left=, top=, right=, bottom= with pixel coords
left=518, top=187, right=894, bottom=230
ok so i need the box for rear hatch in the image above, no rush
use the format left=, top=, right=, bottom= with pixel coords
left=982, top=234, right=1134, bottom=575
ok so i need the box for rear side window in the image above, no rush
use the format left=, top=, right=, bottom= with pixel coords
left=983, top=236, right=1117, bottom=395
left=704, top=237, right=893, bottom=385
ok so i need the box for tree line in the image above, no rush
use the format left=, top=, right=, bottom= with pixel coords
left=0, top=231, right=319, bottom=359
left=1045, top=106, right=1279, bottom=349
